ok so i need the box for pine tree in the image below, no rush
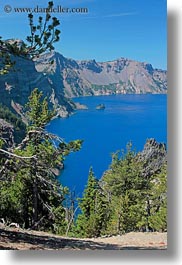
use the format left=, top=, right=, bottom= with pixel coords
left=101, top=142, right=167, bottom=234
left=0, top=89, right=82, bottom=232
left=75, top=168, right=109, bottom=238
left=102, top=143, right=144, bottom=234
left=149, top=165, right=167, bottom=231
left=0, top=2, right=80, bottom=233
left=0, top=1, right=60, bottom=75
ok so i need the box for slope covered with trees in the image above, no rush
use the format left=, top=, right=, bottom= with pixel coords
left=72, top=140, right=167, bottom=238
left=0, top=88, right=82, bottom=232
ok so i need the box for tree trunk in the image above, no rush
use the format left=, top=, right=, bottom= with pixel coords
left=145, top=198, right=151, bottom=232
left=32, top=174, right=38, bottom=229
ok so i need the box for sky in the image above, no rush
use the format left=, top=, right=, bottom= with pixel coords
left=0, top=0, right=167, bottom=69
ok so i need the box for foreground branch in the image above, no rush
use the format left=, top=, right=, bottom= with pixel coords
left=0, top=148, right=36, bottom=160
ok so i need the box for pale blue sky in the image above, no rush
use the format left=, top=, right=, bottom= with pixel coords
left=0, top=0, right=167, bottom=69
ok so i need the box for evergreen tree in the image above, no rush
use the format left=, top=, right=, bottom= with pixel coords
left=0, top=2, right=82, bottom=233
left=75, top=168, right=109, bottom=238
left=101, top=142, right=167, bottom=234
left=0, top=1, right=60, bottom=74
left=0, top=89, right=82, bottom=232
left=138, top=165, right=167, bottom=232
left=102, top=143, right=144, bottom=234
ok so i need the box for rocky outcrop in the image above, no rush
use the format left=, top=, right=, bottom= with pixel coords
left=0, top=119, right=14, bottom=148
left=136, top=138, right=167, bottom=177
left=96, top=104, right=105, bottom=110
left=73, top=102, right=88, bottom=110
left=0, top=54, right=75, bottom=118
left=35, top=52, right=167, bottom=98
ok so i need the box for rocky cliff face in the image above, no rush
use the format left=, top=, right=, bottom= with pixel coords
left=136, top=138, right=167, bottom=178
left=0, top=49, right=167, bottom=118
left=0, top=55, right=75, bottom=117
left=35, top=52, right=167, bottom=97
left=0, top=119, right=14, bottom=148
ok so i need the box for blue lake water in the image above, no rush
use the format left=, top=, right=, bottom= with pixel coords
left=47, top=94, right=167, bottom=197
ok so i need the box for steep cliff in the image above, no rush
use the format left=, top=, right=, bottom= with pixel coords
left=0, top=49, right=167, bottom=118
left=35, top=52, right=167, bottom=97
left=0, top=54, right=75, bottom=117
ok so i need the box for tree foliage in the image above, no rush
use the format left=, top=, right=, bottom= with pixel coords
left=73, top=143, right=167, bottom=238
left=75, top=168, right=110, bottom=238
left=0, top=1, right=60, bottom=74
left=0, top=2, right=82, bottom=234
left=101, top=144, right=167, bottom=234
left=0, top=89, right=82, bottom=232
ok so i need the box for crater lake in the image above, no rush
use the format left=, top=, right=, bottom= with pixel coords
left=47, top=94, right=167, bottom=197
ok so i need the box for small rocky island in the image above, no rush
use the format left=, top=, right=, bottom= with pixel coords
left=96, top=104, right=105, bottom=110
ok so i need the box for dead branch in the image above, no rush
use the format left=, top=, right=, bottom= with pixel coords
left=0, top=148, right=36, bottom=159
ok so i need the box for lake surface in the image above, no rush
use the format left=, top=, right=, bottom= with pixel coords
left=47, top=94, right=167, bottom=197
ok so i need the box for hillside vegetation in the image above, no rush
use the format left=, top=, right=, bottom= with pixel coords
left=71, top=140, right=167, bottom=238
left=0, top=90, right=167, bottom=240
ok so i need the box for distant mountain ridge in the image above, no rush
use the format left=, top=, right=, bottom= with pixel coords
left=0, top=47, right=167, bottom=119
left=35, top=51, right=167, bottom=97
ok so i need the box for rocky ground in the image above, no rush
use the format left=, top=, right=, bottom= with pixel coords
left=0, top=227, right=167, bottom=250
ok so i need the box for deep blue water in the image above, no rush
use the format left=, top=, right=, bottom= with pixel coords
left=47, top=94, right=167, bottom=197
